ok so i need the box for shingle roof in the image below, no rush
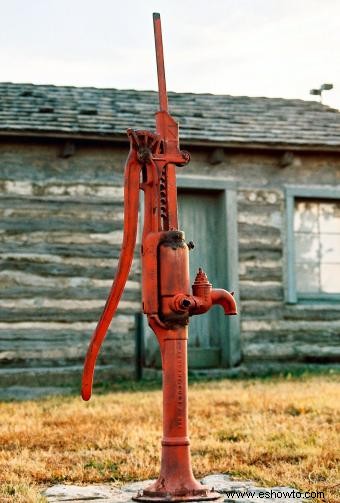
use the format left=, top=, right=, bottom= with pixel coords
left=1, top=82, right=340, bottom=150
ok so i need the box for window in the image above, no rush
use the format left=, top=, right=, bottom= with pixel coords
left=286, top=188, right=340, bottom=303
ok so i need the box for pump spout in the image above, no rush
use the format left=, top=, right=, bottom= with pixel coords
left=174, top=268, right=238, bottom=317
left=211, top=288, right=237, bottom=315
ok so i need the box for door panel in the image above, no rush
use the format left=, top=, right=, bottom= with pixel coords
left=178, top=189, right=227, bottom=369
left=143, top=185, right=238, bottom=371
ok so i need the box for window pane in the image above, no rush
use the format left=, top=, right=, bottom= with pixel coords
left=296, top=263, right=320, bottom=293
left=294, top=201, right=318, bottom=233
left=320, top=234, right=340, bottom=262
left=320, top=264, right=340, bottom=293
left=319, top=202, right=340, bottom=233
left=295, top=233, right=319, bottom=262
left=294, top=198, right=340, bottom=295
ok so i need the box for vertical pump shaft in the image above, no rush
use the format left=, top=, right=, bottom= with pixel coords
left=153, top=13, right=169, bottom=113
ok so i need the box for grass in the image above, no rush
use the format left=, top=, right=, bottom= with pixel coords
left=0, top=373, right=339, bottom=502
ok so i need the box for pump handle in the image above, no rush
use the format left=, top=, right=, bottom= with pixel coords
left=81, top=138, right=142, bottom=400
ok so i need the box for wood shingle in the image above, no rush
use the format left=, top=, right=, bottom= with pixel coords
left=1, top=82, right=340, bottom=149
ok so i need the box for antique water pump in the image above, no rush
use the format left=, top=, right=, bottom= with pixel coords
left=82, top=13, right=237, bottom=502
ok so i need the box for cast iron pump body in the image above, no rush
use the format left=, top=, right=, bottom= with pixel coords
left=82, top=13, right=237, bottom=502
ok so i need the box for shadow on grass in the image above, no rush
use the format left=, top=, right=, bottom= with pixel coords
left=92, top=363, right=339, bottom=396
left=1, top=364, right=338, bottom=402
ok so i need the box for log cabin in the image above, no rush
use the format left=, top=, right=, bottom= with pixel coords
left=0, top=82, right=339, bottom=387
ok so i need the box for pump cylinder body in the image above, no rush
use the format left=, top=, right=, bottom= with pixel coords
left=159, top=231, right=190, bottom=323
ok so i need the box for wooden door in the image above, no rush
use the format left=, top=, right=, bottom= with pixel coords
left=178, top=189, right=228, bottom=369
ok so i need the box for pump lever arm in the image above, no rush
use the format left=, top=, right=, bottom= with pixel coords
left=82, top=132, right=142, bottom=401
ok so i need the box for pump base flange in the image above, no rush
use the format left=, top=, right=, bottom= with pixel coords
left=132, top=491, right=223, bottom=502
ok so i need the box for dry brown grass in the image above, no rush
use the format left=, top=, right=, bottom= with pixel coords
left=0, top=374, right=339, bottom=502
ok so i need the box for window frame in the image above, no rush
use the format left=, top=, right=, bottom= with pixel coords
left=285, top=186, right=340, bottom=304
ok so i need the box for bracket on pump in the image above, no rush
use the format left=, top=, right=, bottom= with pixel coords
left=82, top=12, right=236, bottom=502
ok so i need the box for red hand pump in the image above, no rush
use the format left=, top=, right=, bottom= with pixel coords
left=82, top=13, right=237, bottom=501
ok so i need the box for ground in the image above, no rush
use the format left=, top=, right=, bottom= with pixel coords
left=0, top=373, right=339, bottom=503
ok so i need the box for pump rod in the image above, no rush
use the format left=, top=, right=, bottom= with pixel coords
left=153, top=13, right=168, bottom=113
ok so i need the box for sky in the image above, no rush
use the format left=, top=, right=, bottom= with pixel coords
left=1, top=0, right=339, bottom=109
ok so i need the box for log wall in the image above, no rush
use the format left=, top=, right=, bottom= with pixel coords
left=0, top=140, right=140, bottom=386
left=1, top=139, right=339, bottom=387
left=182, top=148, right=340, bottom=364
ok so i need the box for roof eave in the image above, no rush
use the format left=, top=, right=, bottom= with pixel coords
left=1, top=129, right=340, bottom=153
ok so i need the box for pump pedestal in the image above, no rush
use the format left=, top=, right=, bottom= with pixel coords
left=133, top=326, right=221, bottom=502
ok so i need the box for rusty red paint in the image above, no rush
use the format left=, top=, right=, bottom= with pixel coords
left=82, top=12, right=237, bottom=502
